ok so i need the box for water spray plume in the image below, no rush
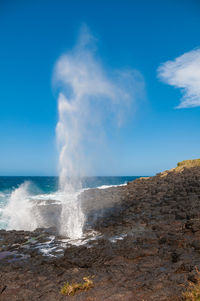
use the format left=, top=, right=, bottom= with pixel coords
left=0, top=27, right=144, bottom=240
left=54, top=26, right=145, bottom=239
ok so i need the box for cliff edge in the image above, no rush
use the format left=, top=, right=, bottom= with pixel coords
left=1, top=159, right=200, bottom=300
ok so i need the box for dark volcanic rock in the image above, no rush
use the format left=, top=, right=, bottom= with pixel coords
left=62, top=239, right=114, bottom=268
left=2, top=160, right=200, bottom=300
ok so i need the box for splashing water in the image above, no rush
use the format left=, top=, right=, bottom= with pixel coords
left=59, top=189, right=85, bottom=239
left=2, top=182, right=37, bottom=231
left=0, top=27, right=144, bottom=239
left=54, top=26, right=145, bottom=239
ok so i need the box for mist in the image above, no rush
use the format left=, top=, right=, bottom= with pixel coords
left=54, top=26, right=145, bottom=192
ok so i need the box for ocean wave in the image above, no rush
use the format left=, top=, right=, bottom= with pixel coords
left=1, top=181, right=38, bottom=231
left=0, top=179, right=127, bottom=238
left=0, top=182, right=85, bottom=238
left=97, top=183, right=127, bottom=189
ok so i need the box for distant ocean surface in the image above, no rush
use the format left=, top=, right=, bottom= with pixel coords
left=0, top=176, right=139, bottom=231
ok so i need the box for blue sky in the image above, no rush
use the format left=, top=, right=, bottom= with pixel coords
left=0, top=0, right=200, bottom=176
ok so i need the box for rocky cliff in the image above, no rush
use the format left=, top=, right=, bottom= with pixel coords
left=1, top=160, right=200, bottom=300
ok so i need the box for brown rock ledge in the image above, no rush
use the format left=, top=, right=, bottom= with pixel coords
left=1, top=160, right=200, bottom=300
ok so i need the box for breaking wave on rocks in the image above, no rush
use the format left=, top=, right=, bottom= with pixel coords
left=0, top=27, right=143, bottom=240
left=0, top=177, right=136, bottom=242
left=0, top=181, right=85, bottom=237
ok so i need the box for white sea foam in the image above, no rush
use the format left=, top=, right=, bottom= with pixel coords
left=109, top=233, right=127, bottom=243
left=2, top=182, right=37, bottom=231
left=0, top=179, right=127, bottom=235
left=97, top=183, right=127, bottom=189
left=1, top=183, right=62, bottom=231
left=0, top=192, right=5, bottom=198
left=0, top=182, right=86, bottom=236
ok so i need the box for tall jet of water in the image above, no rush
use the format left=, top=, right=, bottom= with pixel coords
left=54, top=26, right=145, bottom=239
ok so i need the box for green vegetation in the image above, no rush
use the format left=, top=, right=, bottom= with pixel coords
left=61, top=276, right=94, bottom=296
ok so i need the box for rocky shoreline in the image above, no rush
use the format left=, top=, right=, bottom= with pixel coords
left=1, top=160, right=200, bottom=300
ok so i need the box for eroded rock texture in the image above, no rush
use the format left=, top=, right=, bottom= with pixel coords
left=1, top=160, right=200, bottom=300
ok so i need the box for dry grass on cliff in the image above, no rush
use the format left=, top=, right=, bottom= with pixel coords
left=183, top=269, right=200, bottom=301
left=61, top=276, right=94, bottom=296
left=177, top=159, right=200, bottom=170
left=177, top=159, right=200, bottom=167
left=160, top=159, right=200, bottom=176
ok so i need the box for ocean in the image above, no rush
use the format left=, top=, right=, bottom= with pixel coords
left=0, top=176, right=138, bottom=233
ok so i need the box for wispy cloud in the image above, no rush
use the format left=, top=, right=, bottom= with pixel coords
left=157, top=48, right=200, bottom=108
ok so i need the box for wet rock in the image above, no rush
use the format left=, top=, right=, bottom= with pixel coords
left=2, top=161, right=200, bottom=300
left=63, top=239, right=114, bottom=268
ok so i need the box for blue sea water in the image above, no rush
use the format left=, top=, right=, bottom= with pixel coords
left=0, top=176, right=138, bottom=231
left=0, top=176, right=138, bottom=193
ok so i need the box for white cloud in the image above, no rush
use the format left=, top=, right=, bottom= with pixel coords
left=157, top=48, right=200, bottom=108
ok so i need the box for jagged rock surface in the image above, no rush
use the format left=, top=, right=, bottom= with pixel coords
left=1, top=161, right=200, bottom=300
